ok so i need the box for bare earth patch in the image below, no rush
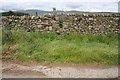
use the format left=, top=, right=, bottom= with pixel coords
left=2, top=60, right=118, bottom=78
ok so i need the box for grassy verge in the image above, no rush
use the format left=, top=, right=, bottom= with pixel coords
left=2, top=29, right=118, bottom=65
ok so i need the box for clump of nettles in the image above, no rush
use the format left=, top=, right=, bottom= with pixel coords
left=35, top=12, right=38, bottom=16
left=2, top=28, right=13, bottom=45
left=58, top=16, right=64, bottom=28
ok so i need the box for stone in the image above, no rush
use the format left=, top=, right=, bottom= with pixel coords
left=21, top=16, right=26, bottom=20
left=9, top=19, right=12, bottom=22
left=14, top=20, right=18, bottom=22
left=31, top=16, right=35, bottom=19
left=74, top=18, right=77, bottom=21
left=89, top=18, right=94, bottom=20
left=110, top=21, right=113, bottom=22
left=38, top=25, right=42, bottom=28
left=49, top=27, right=52, bottom=31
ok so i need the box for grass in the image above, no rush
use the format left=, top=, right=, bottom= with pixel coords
left=2, top=28, right=118, bottom=65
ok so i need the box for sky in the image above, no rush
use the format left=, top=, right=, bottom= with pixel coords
left=0, top=0, right=120, bottom=12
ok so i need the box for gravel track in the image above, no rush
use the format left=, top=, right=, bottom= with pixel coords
left=2, top=61, right=118, bottom=78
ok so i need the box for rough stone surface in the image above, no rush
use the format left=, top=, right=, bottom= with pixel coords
left=2, top=13, right=120, bottom=34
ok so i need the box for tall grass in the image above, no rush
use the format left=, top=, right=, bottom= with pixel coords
left=2, top=29, right=118, bottom=64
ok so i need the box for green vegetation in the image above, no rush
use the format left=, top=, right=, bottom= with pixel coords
left=53, top=8, right=56, bottom=15
left=2, top=28, right=118, bottom=65
left=35, top=12, right=38, bottom=16
left=58, top=16, right=64, bottom=27
left=1, top=11, right=30, bottom=16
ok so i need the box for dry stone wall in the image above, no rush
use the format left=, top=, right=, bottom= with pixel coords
left=2, top=13, right=120, bottom=34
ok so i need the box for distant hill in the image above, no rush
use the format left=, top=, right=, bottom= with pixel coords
left=1, top=11, right=30, bottom=16
left=1, top=9, right=119, bottom=16
left=17, top=9, right=52, bottom=15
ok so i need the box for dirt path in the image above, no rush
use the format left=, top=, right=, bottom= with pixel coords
left=2, top=61, right=118, bottom=78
